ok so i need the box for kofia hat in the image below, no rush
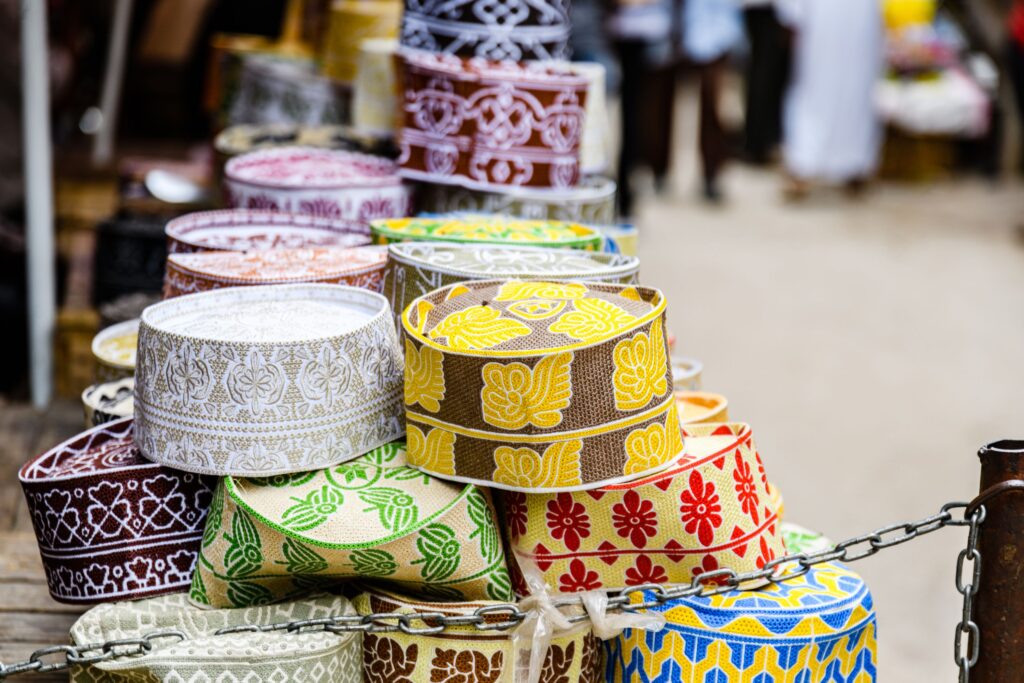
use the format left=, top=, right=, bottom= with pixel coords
left=507, top=422, right=785, bottom=592
left=19, top=418, right=214, bottom=604
left=353, top=586, right=603, bottom=683
left=163, top=246, right=389, bottom=299
left=606, top=561, right=877, bottom=683
left=401, top=280, right=681, bottom=492
left=91, top=319, right=138, bottom=383
left=384, top=243, right=639, bottom=329
left=133, top=284, right=404, bottom=476
left=165, top=209, right=370, bottom=254
left=371, top=216, right=602, bottom=250
left=69, top=592, right=361, bottom=683
left=80, top=377, right=134, bottom=428
left=223, top=147, right=412, bottom=221
left=192, top=441, right=512, bottom=608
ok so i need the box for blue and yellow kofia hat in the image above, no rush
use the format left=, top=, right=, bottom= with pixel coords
left=605, top=561, right=877, bottom=682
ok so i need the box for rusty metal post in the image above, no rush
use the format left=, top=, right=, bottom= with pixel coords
left=972, top=440, right=1024, bottom=682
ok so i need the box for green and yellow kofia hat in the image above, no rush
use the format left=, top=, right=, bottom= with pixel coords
left=191, top=441, right=512, bottom=608
left=401, top=280, right=681, bottom=493
left=370, top=216, right=602, bottom=250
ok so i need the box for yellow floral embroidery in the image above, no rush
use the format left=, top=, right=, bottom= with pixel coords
left=612, top=316, right=669, bottom=411
left=429, top=305, right=531, bottom=350
left=406, top=424, right=456, bottom=476
left=619, top=286, right=642, bottom=302
left=506, top=299, right=566, bottom=321
left=481, top=352, right=572, bottom=430
left=404, top=339, right=445, bottom=413
left=548, top=297, right=637, bottom=344
left=622, top=418, right=680, bottom=476
left=493, top=441, right=583, bottom=489
left=495, top=281, right=587, bottom=301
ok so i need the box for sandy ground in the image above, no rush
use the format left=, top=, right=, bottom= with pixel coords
left=632, top=86, right=1024, bottom=679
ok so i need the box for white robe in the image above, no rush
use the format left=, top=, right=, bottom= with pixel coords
left=781, top=0, right=885, bottom=181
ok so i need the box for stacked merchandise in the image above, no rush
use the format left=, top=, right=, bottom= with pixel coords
left=19, top=204, right=879, bottom=680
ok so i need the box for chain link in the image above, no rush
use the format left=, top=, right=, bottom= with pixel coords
left=0, top=501, right=983, bottom=680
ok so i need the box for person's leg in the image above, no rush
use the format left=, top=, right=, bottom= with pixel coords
left=699, top=56, right=728, bottom=201
left=743, top=7, right=773, bottom=164
left=616, top=40, right=644, bottom=217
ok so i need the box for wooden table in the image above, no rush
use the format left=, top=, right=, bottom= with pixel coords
left=0, top=400, right=88, bottom=681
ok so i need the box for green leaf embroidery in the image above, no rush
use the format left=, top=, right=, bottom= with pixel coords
left=486, top=565, right=514, bottom=601
left=227, top=580, right=274, bottom=608
left=347, top=548, right=398, bottom=577
left=411, top=523, right=461, bottom=582
left=364, top=440, right=407, bottom=467
left=277, top=537, right=329, bottom=574
left=293, top=574, right=334, bottom=593
left=467, top=489, right=501, bottom=563
left=247, top=471, right=317, bottom=488
left=189, top=568, right=209, bottom=605
left=326, top=461, right=381, bottom=490
left=358, top=487, right=419, bottom=532
left=382, top=467, right=431, bottom=484
left=223, top=510, right=263, bottom=578
left=202, top=485, right=224, bottom=548
left=281, top=485, right=345, bottom=531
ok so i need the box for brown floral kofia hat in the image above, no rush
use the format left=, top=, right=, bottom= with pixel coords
left=401, top=280, right=681, bottom=492
left=353, top=586, right=603, bottom=683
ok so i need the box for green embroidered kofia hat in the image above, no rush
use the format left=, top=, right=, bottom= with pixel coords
left=191, top=441, right=512, bottom=608
left=401, top=280, right=682, bottom=492
left=353, top=586, right=604, bottom=683
left=69, top=592, right=361, bottom=683
left=370, top=216, right=603, bottom=250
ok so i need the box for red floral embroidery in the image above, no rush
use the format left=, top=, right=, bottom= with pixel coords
left=754, top=446, right=769, bottom=489
left=691, top=554, right=729, bottom=586
left=611, top=490, right=658, bottom=549
left=679, top=470, right=722, bottom=546
left=505, top=492, right=528, bottom=540
left=624, top=555, right=668, bottom=586
left=755, top=536, right=776, bottom=570
left=545, top=493, right=591, bottom=552
left=732, top=453, right=760, bottom=525
left=558, top=559, right=601, bottom=592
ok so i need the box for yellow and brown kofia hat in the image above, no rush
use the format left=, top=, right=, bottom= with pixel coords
left=401, top=280, right=681, bottom=492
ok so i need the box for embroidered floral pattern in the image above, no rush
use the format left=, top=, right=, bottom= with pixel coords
left=299, top=345, right=352, bottom=406
left=611, top=316, right=668, bottom=411
left=404, top=339, right=446, bottom=412
left=406, top=425, right=456, bottom=476
left=480, top=352, right=572, bottom=429
left=505, top=492, right=528, bottom=540
left=733, top=452, right=761, bottom=525
left=226, top=350, right=286, bottom=414
left=363, top=635, right=417, bottom=683
left=429, top=305, right=531, bottom=350
left=493, top=441, right=583, bottom=490
left=547, top=297, right=636, bottom=343
left=494, top=281, right=587, bottom=301
left=539, top=642, right=575, bottom=683
left=412, top=523, right=462, bottom=582
left=430, top=648, right=502, bottom=683
left=680, top=470, right=723, bottom=546
left=558, top=559, right=601, bottom=592
left=281, top=485, right=345, bottom=532
left=624, top=555, right=668, bottom=586
left=611, top=490, right=658, bottom=548
left=545, top=493, right=590, bottom=552
left=622, top=420, right=679, bottom=477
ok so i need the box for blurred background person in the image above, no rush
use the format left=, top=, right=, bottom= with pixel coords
left=779, top=0, right=884, bottom=198
left=683, top=0, right=742, bottom=202
left=740, top=0, right=790, bottom=166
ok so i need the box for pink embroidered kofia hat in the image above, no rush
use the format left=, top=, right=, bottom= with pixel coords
left=165, top=209, right=370, bottom=254
left=163, top=246, right=388, bottom=299
left=223, top=147, right=412, bottom=221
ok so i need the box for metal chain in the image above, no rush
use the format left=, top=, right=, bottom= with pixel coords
left=0, top=500, right=983, bottom=680
left=954, top=503, right=985, bottom=683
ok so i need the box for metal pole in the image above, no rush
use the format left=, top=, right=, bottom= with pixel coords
left=21, top=0, right=56, bottom=409
left=972, top=440, right=1024, bottom=682
left=92, top=0, right=133, bottom=166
